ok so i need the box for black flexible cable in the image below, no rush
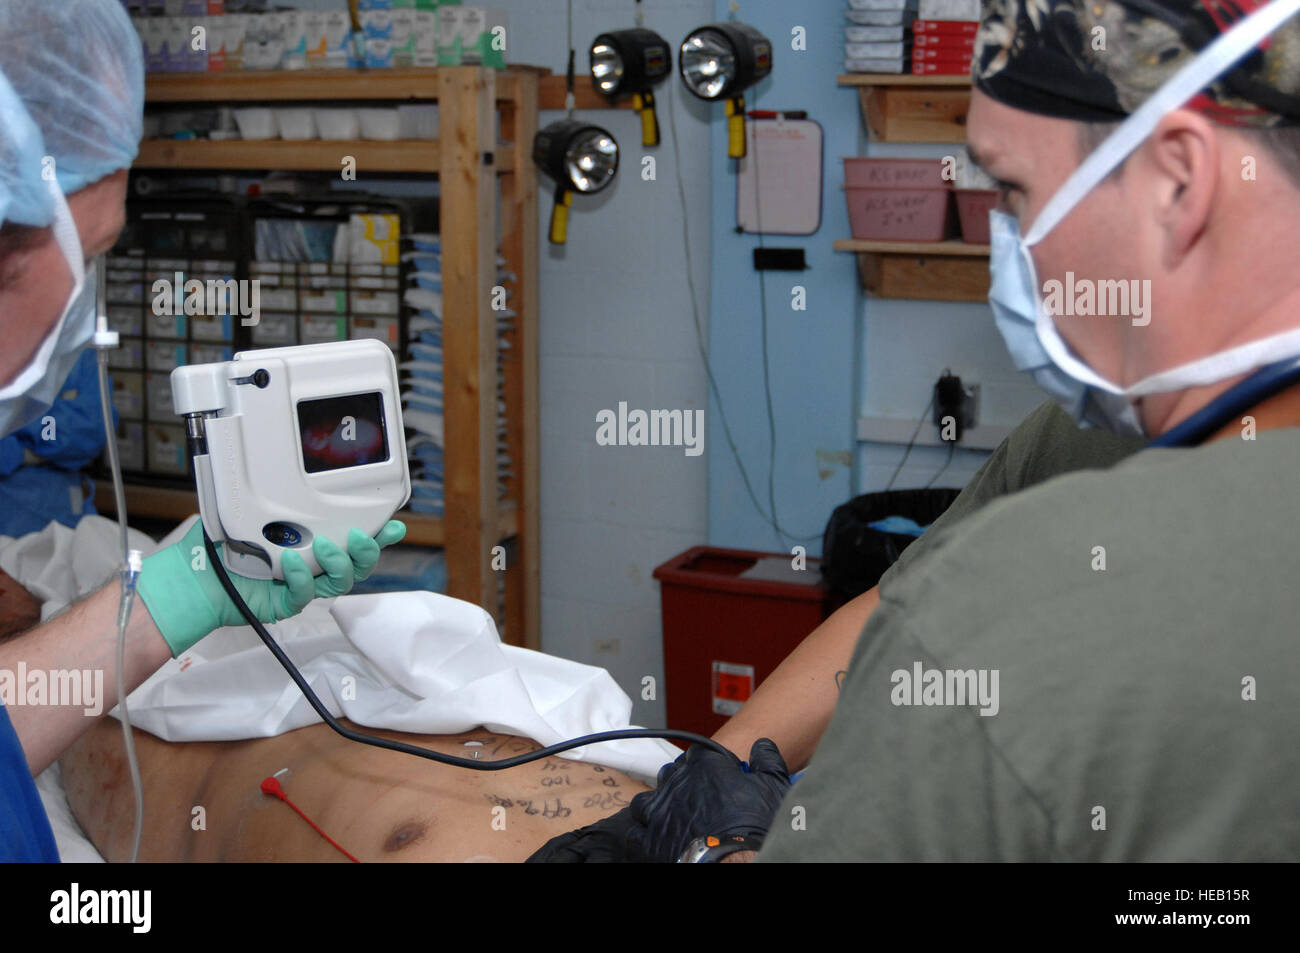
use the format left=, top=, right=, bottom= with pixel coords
left=201, top=527, right=731, bottom=770
left=885, top=393, right=935, bottom=491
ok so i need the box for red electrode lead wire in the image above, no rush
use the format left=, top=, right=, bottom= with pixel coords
left=260, top=776, right=361, bottom=863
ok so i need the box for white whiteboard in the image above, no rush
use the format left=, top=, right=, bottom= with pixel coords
left=736, top=117, right=824, bottom=235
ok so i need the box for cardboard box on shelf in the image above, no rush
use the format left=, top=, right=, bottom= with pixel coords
left=299, top=314, right=349, bottom=344
left=911, top=57, right=972, bottom=74
left=912, top=18, right=978, bottom=35
left=349, top=214, right=401, bottom=266
left=251, top=312, right=297, bottom=346
left=413, top=10, right=438, bottom=66
left=917, top=0, right=979, bottom=19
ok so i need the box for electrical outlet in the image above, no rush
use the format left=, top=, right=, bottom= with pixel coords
left=933, top=372, right=978, bottom=441
left=963, top=383, right=980, bottom=430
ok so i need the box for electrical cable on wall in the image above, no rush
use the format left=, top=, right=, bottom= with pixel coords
left=666, top=81, right=819, bottom=546
left=747, top=110, right=821, bottom=548
left=925, top=441, right=957, bottom=489
left=565, top=0, right=575, bottom=114
left=885, top=393, right=936, bottom=491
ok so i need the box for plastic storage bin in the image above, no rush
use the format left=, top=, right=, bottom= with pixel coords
left=654, top=546, right=829, bottom=739
left=820, top=488, right=962, bottom=610
left=955, top=188, right=999, bottom=243
left=843, top=157, right=953, bottom=241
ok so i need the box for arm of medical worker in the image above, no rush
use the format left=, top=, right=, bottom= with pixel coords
left=710, top=587, right=879, bottom=771
left=704, top=406, right=1041, bottom=767
left=0, top=519, right=405, bottom=776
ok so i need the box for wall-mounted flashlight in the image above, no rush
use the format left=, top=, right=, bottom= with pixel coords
left=532, top=119, right=620, bottom=245
left=590, top=27, right=671, bottom=147
left=678, top=22, right=773, bottom=158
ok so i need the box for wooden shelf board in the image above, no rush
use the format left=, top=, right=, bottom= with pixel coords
left=834, top=239, right=989, bottom=256
left=135, top=138, right=516, bottom=173
left=536, top=74, right=635, bottom=111
left=149, top=68, right=448, bottom=103
left=840, top=240, right=991, bottom=301
left=93, top=483, right=201, bottom=524
left=838, top=73, right=973, bottom=87
left=145, top=67, right=626, bottom=112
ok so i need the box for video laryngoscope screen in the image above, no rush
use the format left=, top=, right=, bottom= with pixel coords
left=297, top=393, right=390, bottom=474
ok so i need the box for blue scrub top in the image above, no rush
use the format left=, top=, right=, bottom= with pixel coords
left=0, top=349, right=107, bottom=538
left=0, top=702, right=59, bottom=861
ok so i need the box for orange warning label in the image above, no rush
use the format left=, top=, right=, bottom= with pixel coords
left=712, top=661, right=755, bottom=716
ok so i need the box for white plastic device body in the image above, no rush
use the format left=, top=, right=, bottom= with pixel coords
left=171, top=339, right=411, bottom=580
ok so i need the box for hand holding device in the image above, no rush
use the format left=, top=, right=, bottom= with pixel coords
left=137, top=339, right=413, bottom=656
left=524, top=802, right=643, bottom=863
left=528, top=737, right=793, bottom=863
left=170, top=339, right=411, bottom=581
left=627, top=737, right=791, bottom=862
left=138, top=518, right=406, bottom=657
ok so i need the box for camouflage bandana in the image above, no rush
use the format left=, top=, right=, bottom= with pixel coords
left=974, top=0, right=1300, bottom=126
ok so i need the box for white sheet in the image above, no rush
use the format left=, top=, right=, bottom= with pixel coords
left=3, top=514, right=677, bottom=862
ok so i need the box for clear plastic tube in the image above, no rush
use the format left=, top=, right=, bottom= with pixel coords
left=94, top=256, right=144, bottom=864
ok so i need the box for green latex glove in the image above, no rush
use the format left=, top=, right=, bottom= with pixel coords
left=138, top=519, right=407, bottom=657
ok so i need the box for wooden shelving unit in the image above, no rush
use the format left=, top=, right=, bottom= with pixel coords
left=113, top=66, right=545, bottom=648
left=835, top=239, right=988, bottom=256
left=137, top=139, right=527, bottom=173
left=838, top=73, right=973, bottom=143
left=835, top=75, right=988, bottom=301
left=833, top=239, right=990, bottom=302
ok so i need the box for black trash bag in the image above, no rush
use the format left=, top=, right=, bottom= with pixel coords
left=820, top=488, right=962, bottom=604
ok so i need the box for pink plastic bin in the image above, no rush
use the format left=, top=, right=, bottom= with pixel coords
left=843, top=157, right=953, bottom=242
left=843, top=158, right=948, bottom=189
left=955, top=188, right=999, bottom=243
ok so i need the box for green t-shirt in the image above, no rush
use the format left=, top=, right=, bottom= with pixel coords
left=879, top=400, right=1145, bottom=588
left=760, top=427, right=1300, bottom=861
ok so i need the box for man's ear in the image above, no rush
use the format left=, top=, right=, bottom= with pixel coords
left=1144, top=109, right=1219, bottom=270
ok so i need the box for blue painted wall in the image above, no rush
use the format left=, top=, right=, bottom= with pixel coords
left=704, top=0, right=860, bottom=555
left=703, top=2, right=1049, bottom=551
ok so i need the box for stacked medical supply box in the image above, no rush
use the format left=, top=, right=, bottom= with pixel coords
left=844, top=0, right=980, bottom=75
left=398, top=234, right=511, bottom=518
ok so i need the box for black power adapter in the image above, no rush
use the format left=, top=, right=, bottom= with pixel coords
left=933, top=370, right=977, bottom=443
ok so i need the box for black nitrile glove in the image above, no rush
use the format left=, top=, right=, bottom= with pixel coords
left=525, top=804, right=642, bottom=863
left=626, top=737, right=791, bottom=863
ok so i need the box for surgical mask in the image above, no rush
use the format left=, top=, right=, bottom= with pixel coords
left=987, top=0, right=1300, bottom=437
left=0, top=172, right=97, bottom=438
left=988, top=211, right=1146, bottom=436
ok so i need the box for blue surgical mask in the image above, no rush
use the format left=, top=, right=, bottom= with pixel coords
left=987, top=210, right=1145, bottom=437
left=987, top=0, right=1300, bottom=437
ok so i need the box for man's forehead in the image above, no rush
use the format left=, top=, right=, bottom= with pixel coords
left=966, top=95, right=1025, bottom=172
left=967, top=92, right=1076, bottom=173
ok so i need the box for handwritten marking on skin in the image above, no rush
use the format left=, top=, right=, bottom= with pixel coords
left=581, top=792, right=628, bottom=811
left=515, top=798, right=572, bottom=820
